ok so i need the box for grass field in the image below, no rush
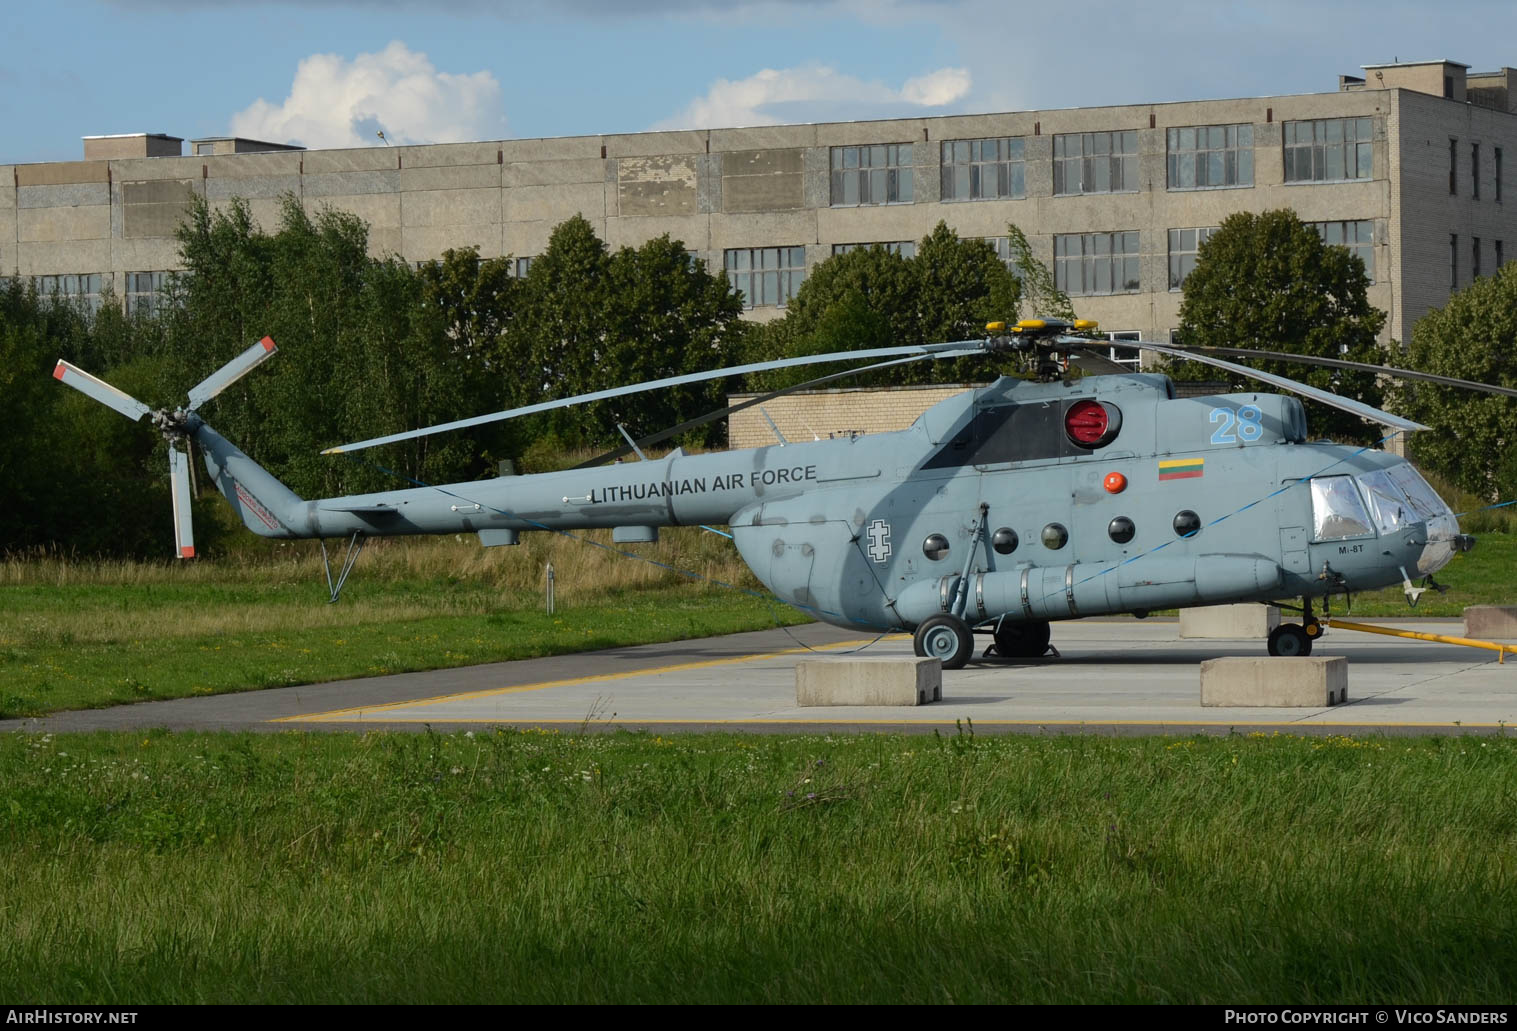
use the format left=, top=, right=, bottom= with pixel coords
left=2, top=531, right=1513, bottom=718
left=2, top=729, right=1514, bottom=1004
left=0, top=531, right=807, bottom=719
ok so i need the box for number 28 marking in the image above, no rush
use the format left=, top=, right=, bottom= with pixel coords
left=1210, top=405, right=1263, bottom=444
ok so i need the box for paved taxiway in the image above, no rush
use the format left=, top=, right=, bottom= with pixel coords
left=4, top=618, right=1515, bottom=736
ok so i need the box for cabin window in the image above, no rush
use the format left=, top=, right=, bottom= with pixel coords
left=1108, top=517, right=1135, bottom=544
left=1310, top=476, right=1374, bottom=541
left=1357, top=470, right=1415, bottom=534
left=922, top=534, right=951, bottom=561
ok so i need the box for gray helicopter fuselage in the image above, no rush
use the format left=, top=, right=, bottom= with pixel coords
left=194, top=372, right=1460, bottom=632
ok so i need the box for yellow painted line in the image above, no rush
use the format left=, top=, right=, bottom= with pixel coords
left=276, top=636, right=903, bottom=723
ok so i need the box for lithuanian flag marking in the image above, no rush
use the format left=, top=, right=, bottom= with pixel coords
left=1158, top=457, right=1205, bottom=481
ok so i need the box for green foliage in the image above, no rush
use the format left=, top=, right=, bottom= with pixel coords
left=499, top=217, right=748, bottom=448
left=748, top=221, right=1020, bottom=391
left=1173, top=209, right=1387, bottom=442
left=1, top=202, right=749, bottom=557
left=1004, top=222, right=1075, bottom=322
left=1392, top=263, right=1517, bottom=498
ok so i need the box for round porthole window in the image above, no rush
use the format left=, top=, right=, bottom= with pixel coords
left=992, top=527, right=1019, bottom=555
left=1173, top=510, right=1202, bottom=538
left=923, top=533, right=951, bottom=561
left=1108, top=516, right=1135, bottom=544
left=1041, top=523, right=1069, bottom=550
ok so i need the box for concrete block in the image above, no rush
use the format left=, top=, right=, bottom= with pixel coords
left=1464, top=606, right=1517, bottom=639
left=1200, top=656, right=1347, bottom=707
left=796, top=657, right=941, bottom=707
left=1180, top=604, right=1281, bottom=638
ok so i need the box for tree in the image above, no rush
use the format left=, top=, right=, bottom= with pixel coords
left=747, top=222, right=1020, bottom=391
left=1004, top=223, right=1075, bottom=322
left=169, top=195, right=495, bottom=498
left=1392, top=262, right=1517, bottom=497
left=1174, top=209, right=1387, bottom=442
left=496, top=216, right=748, bottom=449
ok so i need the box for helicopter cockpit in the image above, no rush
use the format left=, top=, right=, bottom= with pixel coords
left=1308, top=464, right=1464, bottom=576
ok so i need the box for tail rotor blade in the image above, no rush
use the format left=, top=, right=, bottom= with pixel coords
left=52, top=360, right=152, bottom=422
left=186, top=336, right=277, bottom=411
left=169, top=447, right=195, bottom=559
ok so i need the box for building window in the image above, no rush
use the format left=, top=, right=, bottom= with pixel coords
left=1473, top=143, right=1481, bottom=199
left=124, top=271, right=172, bottom=317
left=196, top=142, right=215, bottom=156
left=724, top=246, right=806, bottom=308
left=1451, top=234, right=1459, bottom=288
left=1498, top=240, right=1505, bottom=269
left=1474, top=237, right=1482, bottom=278
left=1053, top=131, right=1138, bottom=196
left=1054, top=232, right=1140, bottom=296
left=1168, top=227, right=1219, bottom=289
left=1497, top=148, right=1503, bottom=203
left=941, top=138, right=1026, bottom=201
left=1283, top=118, right=1373, bottom=182
left=1310, top=220, right=1375, bottom=282
left=1098, top=330, right=1142, bottom=370
left=1450, top=138, right=1458, bottom=195
left=832, top=241, right=916, bottom=258
left=830, top=144, right=913, bottom=206
left=1167, top=124, right=1253, bottom=190
left=33, top=274, right=104, bottom=316
left=513, top=256, right=534, bottom=277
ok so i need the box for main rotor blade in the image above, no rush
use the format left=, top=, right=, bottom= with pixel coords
left=169, top=447, right=195, bottom=559
left=1066, top=347, right=1137, bottom=376
left=323, top=339, right=988, bottom=455
left=52, top=360, right=152, bottom=422
left=1178, top=346, right=1517, bottom=400
left=187, top=336, right=277, bottom=411
left=1117, top=338, right=1429, bottom=432
left=570, top=348, right=981, bottom=469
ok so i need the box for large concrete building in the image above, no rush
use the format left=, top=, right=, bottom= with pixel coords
left=4, top=58, right=1516, bottom=364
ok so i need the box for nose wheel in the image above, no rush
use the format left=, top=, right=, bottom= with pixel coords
left=1267, top=623, right=1313, bottom=657
left=913, top=614, right=974, bottom=670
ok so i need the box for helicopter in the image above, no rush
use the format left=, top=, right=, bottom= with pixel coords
left=52, top=317, right=1505, bottom=669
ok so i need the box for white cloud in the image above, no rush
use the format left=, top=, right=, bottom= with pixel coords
left=655, top=64, right=971, bottom=130
left=230, top=42, right=505, bottom=149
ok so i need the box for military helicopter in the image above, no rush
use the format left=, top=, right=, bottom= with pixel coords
left=53, top=318, right=1505, bottom=668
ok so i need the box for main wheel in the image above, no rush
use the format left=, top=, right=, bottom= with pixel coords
left=1267, top=623, right=1313, bottom=657
left=913, top=615, right=975, bottom=670
left=992, top=620, right=1052, bottom=659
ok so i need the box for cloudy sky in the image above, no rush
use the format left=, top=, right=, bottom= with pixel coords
left=4, top=0, right=1515, bottom=165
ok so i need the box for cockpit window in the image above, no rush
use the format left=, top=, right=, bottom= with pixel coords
left=1357, top=469, right=1415, bottom=533
left=1385, top=465, right=1448, bottom=520
left=1310, top=475, right=1374, bottom=541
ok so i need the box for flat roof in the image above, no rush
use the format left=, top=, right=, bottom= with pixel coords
left=1363, top=60, right=1470, bottom=70
left=81, top=132, right=183, bottom=141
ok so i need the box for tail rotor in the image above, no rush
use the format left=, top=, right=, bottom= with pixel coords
left=51, top=337, right=279, bottom=559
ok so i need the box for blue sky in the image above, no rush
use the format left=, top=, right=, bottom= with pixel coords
left=5, top=1, right=1516, bottom=165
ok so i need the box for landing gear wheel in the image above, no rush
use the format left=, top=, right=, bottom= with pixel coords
left=1268, top=623, right=1313, bottom=657
left=992, top=620, right=1052, bottom=659
left=913, top=615, right=975, bottom=670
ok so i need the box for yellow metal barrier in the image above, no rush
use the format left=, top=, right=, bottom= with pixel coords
left=1322, top=617, right=1516, bottom=663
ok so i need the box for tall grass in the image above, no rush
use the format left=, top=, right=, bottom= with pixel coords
left=2, top=522, right=753, bottom=595
left=2, top=729, right=1514, bottom=1004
